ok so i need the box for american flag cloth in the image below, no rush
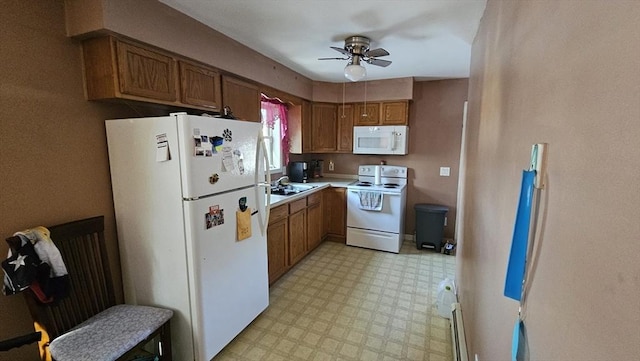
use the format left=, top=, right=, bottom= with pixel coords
left=2, top=228, right=70, bottom=303
left=2, top=239, right=42, bottom=295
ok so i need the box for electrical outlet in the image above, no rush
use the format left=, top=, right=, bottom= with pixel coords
left=328, top=160, right=335, bottom=171
left=440, top=167, right=450, bottom=177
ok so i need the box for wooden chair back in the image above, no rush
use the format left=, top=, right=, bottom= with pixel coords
left=6, top=216, right=115, bottom=360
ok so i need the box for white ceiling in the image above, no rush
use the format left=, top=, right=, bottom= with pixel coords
left=159, top=0, right=487, bottom=82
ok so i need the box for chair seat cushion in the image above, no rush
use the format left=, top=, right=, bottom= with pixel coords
left=49, top=304, right=173, bottom=361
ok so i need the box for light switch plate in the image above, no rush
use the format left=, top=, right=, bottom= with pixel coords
left=440, top=167, right=450, bottom=176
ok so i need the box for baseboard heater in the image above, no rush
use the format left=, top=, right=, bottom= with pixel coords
left=451, top=303, right=469, bottom=361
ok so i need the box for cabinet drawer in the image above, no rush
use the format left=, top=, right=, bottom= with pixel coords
left=289, top=198, right=307, bottom=214
left=307, top=192, right=321, bottom=206
left=270, top=204, right=288, bottom=223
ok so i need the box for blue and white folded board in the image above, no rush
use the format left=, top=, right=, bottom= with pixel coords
left=504, top=170, right=536, bottom=301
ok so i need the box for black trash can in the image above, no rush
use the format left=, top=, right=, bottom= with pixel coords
left=415, top=204, right=449, bottom=252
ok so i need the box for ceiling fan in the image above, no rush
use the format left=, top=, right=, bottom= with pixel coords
left=319, top=36, right=392, bottom=81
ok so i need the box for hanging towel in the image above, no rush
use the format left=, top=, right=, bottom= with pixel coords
left=2, top=227, right=69, bottom=303
left=504, top=170, right=535, bottom=301
left=358, top=191, right=383, bottom=211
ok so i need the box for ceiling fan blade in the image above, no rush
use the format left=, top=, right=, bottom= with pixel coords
left=364, top=48, right=389, bottom=58
left=331, top=46, right=352, bottom=56
left=367, top=58, right=392, bottom=67
left=318, top=57, right=349, bottom=60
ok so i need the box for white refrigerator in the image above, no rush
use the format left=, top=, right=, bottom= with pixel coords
left=105, top=113, right=271, bottom=360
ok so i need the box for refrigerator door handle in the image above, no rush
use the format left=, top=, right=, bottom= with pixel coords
left=255, top=133, right=271, bottom=236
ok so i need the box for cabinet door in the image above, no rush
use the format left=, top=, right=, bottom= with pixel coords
left=222, top=76, right=261, bottom=122
left=354, top=103, right=380, bottom=126
left=381, top=101, right=409, bottom=125
left=289, top=209, right=307, bottom=265
left=337, top=104, right=354, bottom=152
left=323, top=187, right=346, bottom=241
left=302, top=100, right=313, bottom=153
left=267, top=218, right=288, bottom=284
left=311, top=103, right=338, bottom=152
left=179, top=61, right=222, bottom=110
left=116, top=40, right=177, bottom=101
left=307, top=202, right=323, bottom=251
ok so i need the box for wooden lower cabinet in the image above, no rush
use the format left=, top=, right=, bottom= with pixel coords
left=266, top=188, right=345, bottom=284
left=323, top=187, right=347, bottom=243
left=288, top=209, right=307, bottom=265
left=307, top=198, right=323, bottom=251
left=266, top=218, right=288, bottom=284
left=266, top=192, right=327, bottom=285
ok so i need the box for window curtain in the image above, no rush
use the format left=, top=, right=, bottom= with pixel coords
left=261, top=95, right=290, bottom=166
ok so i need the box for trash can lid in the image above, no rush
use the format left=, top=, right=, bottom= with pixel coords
left=414, top=203, right=449, bottom=213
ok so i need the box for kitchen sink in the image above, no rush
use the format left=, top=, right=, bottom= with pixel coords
left=271, top=184, right=317, bottom=196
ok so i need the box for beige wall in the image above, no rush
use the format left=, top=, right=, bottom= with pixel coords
left=312, top=77, right=414, bottom=103
left=0, top=2, right=130, bottom=359
left=460, top=1, right=640, bottom=360
left=298, top=79, right=468, bottom=239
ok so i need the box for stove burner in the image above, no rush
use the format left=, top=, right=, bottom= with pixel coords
left=383, top=183, right=399, bottom=188
left=356, top=183, right=372, bottom=187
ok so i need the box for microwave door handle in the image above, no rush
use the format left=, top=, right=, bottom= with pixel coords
left=390, top=131, right=396, bottom=150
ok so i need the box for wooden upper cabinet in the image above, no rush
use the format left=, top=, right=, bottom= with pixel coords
left=381, top=101, right=409, bottom=125
left=287, top=100, right=312, bottom=154
left=116, top=40, right=177, bottom=102
left=83, top=36, right=178, bottom=103
left=311, top=103, right=337, bottom=152
left=179, top=60, right=222, bottom=110
left=222, top=76, right=261, bottom=122
left=82, top=36, right=227, bottom=112
left=354, top=103, right=380, bottom=125
left=353, top=101, right=410, bottom=126
left=337, top=104, right=354, bottom=152
left=302, top=101, right=313, bottom=153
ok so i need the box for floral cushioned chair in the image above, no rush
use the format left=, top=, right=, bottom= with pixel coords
left=5, top=216, right=173, bottom=361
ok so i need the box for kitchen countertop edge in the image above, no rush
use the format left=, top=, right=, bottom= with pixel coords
left=268, top=177, right=355, bottom=208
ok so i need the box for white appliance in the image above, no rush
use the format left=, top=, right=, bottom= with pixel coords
left=105, top=113, right=271, bottom=361
left=346, top=165, right=408, bottom=253
left=353, top=125, right=409, bottom=155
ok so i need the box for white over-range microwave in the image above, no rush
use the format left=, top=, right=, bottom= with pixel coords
left=353, top=126, right=409, bottom=155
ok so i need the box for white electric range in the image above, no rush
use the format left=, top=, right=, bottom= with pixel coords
left=346, top=165, right=408, bottom=253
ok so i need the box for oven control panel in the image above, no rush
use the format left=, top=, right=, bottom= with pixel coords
left=358, top=165, right=407, bottom=178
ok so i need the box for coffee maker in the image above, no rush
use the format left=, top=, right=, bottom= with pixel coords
left=288, top=161, right=309, bottom=183
left=311, top=159, right=324, bottom=178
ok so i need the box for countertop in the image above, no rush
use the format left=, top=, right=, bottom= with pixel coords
left=269, top=175, right=356, bottom=208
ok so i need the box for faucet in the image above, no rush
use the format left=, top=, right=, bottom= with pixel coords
left=274, top=176, right=289, bottom=186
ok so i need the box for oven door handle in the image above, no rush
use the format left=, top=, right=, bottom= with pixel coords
left=348, top=190, right=400, bottom=196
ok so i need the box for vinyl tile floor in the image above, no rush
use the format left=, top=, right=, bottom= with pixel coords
left=213, top=240, right=456, bottom=361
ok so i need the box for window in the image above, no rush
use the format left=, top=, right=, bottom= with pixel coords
left=260, top=107, right=282, bottom=170
left=260, top=95, right=289, bottom=171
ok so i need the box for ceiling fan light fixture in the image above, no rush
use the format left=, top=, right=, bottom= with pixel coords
left=344, top=63, right=366, bottom=82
